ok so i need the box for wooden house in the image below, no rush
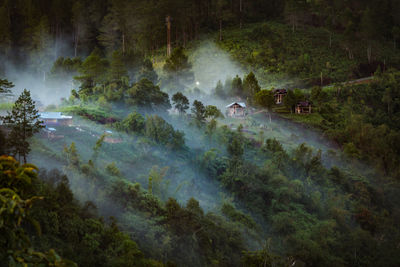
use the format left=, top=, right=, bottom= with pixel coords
left=226, top=102, right=247, bottom=118
left=296, top=101, right=312, bottom=114
left=39, top=112, right=73, bottom=126
left=274, top=89, right=287, bottom=104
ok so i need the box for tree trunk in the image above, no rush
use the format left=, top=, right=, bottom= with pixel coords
left=367, top=43, right=372, bottom=64
left=329, top=32, right=332, bottom=48
left=219, top=19, right=222, bottom=41
left=74, top=24, right=79, bottom=57
left=122, top=33, right=125, bottom=55
left=175, top=27, right=178, bottom=45
left=320, top=72, right=323, bottom=86
left=183, top=27, right=186, bottom=47
left=292, top=15, right=295, bottom=33
left=55, top=23, right=59, bottom=60
left=23, top=110, right=26, bottom=164
left=239, top=0, right=243, bottom=29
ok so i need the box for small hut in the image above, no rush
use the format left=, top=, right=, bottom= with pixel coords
left=103, top=130, right=123, bottom=144
left=274, top=89, right=287, bottom=104
left=226, top=102, right=246, bottom=118
left=296, top=101, right=312, bottom=114
left=41, top=127, right=64, bottom=139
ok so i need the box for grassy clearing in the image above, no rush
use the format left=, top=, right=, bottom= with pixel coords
left=280, top=113, right=324, bottom=128
left=58, top=104, right=121, bottom=123
left=0, top=102, right=13, bottom=111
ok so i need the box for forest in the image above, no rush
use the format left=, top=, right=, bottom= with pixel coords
left=1, top=0, right=400, bottom=266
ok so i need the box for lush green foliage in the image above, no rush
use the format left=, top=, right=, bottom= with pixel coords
left=171, top=92, right=189, bottom=114
left=144, top=115, right=185, bottom=150
left=126, top=78, right=171, bottom=112
left=163, top=47, right=194, bottom=92
left=197, top=130, right=400, bottom=266
left=219, top=20, right=400, bottom=88
left=2, top=1, right=400, bottom=266
left=0, top=156, right=76, bottom=266
left=280, top=70, right=400, bottom=179
left=0, top=78, right=13, bottom=95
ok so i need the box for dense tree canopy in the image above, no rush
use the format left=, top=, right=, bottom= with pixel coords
left=126, top=78, right=171, bottom=112
left=1, top=1, right=400, bottom=266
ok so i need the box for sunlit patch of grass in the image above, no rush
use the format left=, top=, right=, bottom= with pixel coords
left=0, top=102, right=13, bottom=111
left=280, top=113, right=324, bottom=128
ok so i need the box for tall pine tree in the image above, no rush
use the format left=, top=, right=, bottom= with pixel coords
left=2, top=89, right=44, bottom=163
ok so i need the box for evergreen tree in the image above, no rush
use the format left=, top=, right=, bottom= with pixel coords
left=172, top=92, right=189, bottom=114
left=163, top=47, right=194, bottom=91
left=1, top=89, right=44, bottom=163
left=231, top=75, right=243, bottom=97
left=360, top=7, right=378, bottom=63
left=48, top=57, right=82, bottom=82
left=72, top=0, right=90, bottom=57
left=0, top=4, right=11, bottom=56
left=126, top=78, right=171, bottom=112
left=215, top=80, right=225, bottom=98
left=392, top=26, right=400, bottom=49
left=138, top=58, right=158, bottom=84
left=254, top=89, right=275, bottom=123
left=108, top=50, right=128, bottom=83
left=30, top=16, right=53, bottom=80
left=205, top=105, right=223, bottom=119
left=224, top=76, right=233, bottom=95
left=216, top=0, right=235, bottom=41
left=243, top=72, right=261, bottom=103
left=117, top=111, right=145, bottom=134
left=0, top=127, right=7, bottom=155
left=0, top=78, right=14, bottom=98
left=75, top=48, right=108, bottom=95
left=98, top=5, right=121, bottom=54
left=191, top=100, right=206, bottom=126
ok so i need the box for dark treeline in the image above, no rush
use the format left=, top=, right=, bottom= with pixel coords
left=0, top=0, right=283, bottom=61
left=0, top=0, right=399, bottom=71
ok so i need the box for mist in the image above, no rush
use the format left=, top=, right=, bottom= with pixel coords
left=1, top=58, right=74, bottom=106
left=189, top=40, right=246, bottom=93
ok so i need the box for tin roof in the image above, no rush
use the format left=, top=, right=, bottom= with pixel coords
left=226, top=102, right=246, bottom=108
left=39, top=112, right=72, bottom=119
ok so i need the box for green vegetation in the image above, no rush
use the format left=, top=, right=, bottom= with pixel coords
left=281, top=113, right=324, bottom=128
left=1, top=0, right=400, bottom=266
left=219, top=21, right=400, bottom=88
left=0, top=102, right=13, bottom=110
left=285, top=70, right=400, bottom=179
left=0, top=155, right=161, bottom=266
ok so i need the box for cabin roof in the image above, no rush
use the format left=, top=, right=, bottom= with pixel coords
left=226, top=102, right=246, bottom=108
left=297, top=101, right=311, bottom=107
left=39, top=112, right=72, bottom=119
left=274, top=89, right=287, bottom=95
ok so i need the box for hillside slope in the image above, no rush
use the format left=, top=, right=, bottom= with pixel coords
left=217, top=21, right=400, bottom=88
